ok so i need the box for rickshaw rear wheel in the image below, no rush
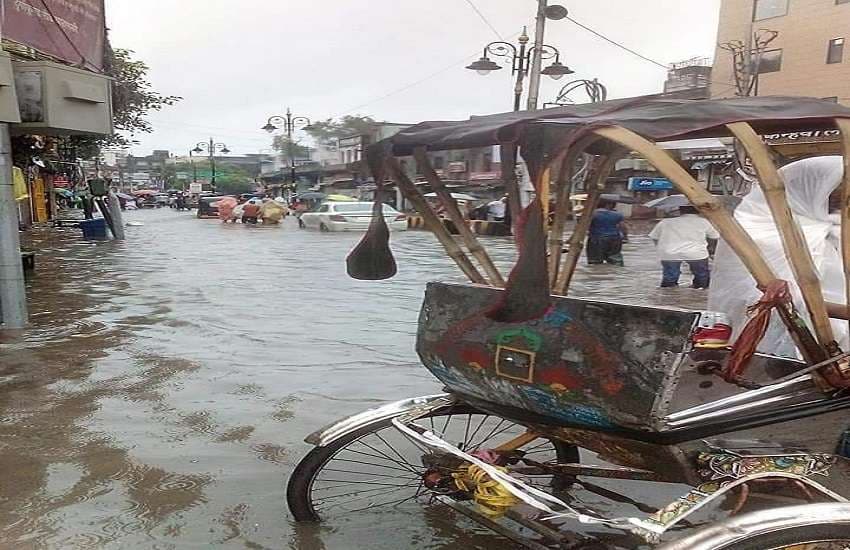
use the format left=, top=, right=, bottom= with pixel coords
left=716, top=524, right=850, bottom=550
left=287, top=403, right=579, bottom=522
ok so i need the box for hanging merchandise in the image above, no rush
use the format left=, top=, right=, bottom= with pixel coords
left=32, top=177, right=47, bottom=223
left=12, top=167, right=28, bottom=201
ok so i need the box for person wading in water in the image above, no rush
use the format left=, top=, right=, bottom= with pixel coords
left=587, top=199, right=628, bottom=266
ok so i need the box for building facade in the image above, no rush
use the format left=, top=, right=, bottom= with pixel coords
left=712, top=0, right=850, bottom=102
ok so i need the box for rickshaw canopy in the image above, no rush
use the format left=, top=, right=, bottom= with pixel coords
left=373, top=96, right=850, bottom=157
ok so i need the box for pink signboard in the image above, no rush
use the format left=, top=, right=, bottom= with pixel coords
left=1, top=0, right=106, bottom=71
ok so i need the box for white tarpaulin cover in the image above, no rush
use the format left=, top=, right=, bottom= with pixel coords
left=709, top=156, right=848, bottom=358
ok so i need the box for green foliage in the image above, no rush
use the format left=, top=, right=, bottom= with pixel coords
left=305, top=115, right=377, bottom=146
left=64, top=48, right=181, bottom=160
left=108, top=48, right=182, bottom=144
left=272, top=135, right=312, bottom=159
left=170, top=160, right=256, bottom=195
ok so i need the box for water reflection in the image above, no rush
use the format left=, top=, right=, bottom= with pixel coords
left=0, top=209, right=706, bottom=548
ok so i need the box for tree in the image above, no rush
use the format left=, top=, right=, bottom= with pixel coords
left=272, top=135, right=312, bottom=160
left=65, top=48, right=181, bottom=160
left=305, top=115, right=376, bottom=146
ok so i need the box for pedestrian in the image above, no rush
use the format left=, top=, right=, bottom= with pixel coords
left=709, top=156, right=848, bottom=358
left=242, top=198, right=261, bottom=224
left=648, top=205, right=719, bottom=289
left=487, top=195, right=507, bottom=222
left=586, top=199, right=627, bottom=266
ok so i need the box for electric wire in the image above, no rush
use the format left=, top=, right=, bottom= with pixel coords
left=565, top=15, right=669, bottom=70
left=463, top=0, right=504, bottom=40
left=37, top=0, right=100, bottom=71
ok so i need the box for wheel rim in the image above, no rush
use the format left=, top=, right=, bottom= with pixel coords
left=304, top=410, right=570, bottom=521
left=765, top=541, right=850, bottom=550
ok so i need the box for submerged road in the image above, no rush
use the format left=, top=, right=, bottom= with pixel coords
left=0, top=209, right=706, bottom=549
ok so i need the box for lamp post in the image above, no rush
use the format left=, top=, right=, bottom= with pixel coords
left=262, top=108, right=311, bottom=197
left=192, top=138, right=230, bottom=193
left=189, top=149, right=198, bottom=183
left=467, top=27, right=573, bottom=112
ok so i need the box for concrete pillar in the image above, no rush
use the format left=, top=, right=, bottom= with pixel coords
left=0, top=123, right=28, bottom=328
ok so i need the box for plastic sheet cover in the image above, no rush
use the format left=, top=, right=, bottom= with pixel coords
left=708, top=156, right=848, bottom=358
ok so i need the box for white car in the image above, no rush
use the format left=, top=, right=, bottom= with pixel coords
left=300, top=202, right=408, bottom=232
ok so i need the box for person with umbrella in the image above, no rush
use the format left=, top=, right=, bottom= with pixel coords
left=587, top=199, right=629, bottom=266
left=214, top=196, right=238, bottom=223
left=648, top=204, right=719, bottom=288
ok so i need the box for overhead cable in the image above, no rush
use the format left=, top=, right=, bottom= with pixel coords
left=463, top=0, right=504, bottom=40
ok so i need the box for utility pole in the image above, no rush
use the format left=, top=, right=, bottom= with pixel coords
left=189, top=149, right=197, bottom=182
left=0, top=123, right=27, bottom=328
left=208, top=137, right=216, bottom=191
left=527, top=0, right=548, bottom=110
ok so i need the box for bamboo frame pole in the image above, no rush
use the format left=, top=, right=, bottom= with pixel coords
left=413, top=147, right=505, bottom=287
left=836, top=118, right=850, bottom=336
left=727, top=122, right=837, bottom=349
left=548, top=135, right=601, bottom=287
left=594, top=126, right=825, bottom=364
left=554, top=153, right=620, bottom=295
left=385, top=157, right=488, bottom=285
left=540, top=167, right=551, bottom=221
left=500, top=144, right=522, bottom=237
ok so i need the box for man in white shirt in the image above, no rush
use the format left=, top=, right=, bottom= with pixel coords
left=487, top=197, right=507, bottom=222
left=648, top=205, right=719, bottom=289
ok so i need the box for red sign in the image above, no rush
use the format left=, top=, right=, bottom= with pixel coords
left=53, top=175, right=70, bottom=188
left=1, top=0, right=106, bottom=71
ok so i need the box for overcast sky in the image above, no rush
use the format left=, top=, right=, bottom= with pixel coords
left=105, top=0, right=722, bottom=156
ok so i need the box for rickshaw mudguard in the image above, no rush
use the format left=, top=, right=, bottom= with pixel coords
left=304, top=394, right=454, bottom=447
left=655, top=503, right=850, bottom=550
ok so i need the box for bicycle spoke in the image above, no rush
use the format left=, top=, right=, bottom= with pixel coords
left=469, top=418, right=508, bottom=451
left=463, top=415, right=491, bottom=452
left=332, top=457, right=417, bottom=474
left=461, top=414, right=472, bottom=450
left=357, top=439, right=420, bottom=474
left=318, top=467, right=418, bottom=481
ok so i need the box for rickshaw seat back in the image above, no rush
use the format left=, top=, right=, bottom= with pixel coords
left=417, top=282, right=701, bottom=433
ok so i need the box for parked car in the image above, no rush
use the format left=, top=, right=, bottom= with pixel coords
left=300, top=202, right=407, bottom=232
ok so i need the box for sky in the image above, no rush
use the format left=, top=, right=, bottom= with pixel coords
left=104, top=0, right=722, bottom=157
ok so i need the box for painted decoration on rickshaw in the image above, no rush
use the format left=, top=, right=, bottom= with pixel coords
left=646, top=450, right=839, bottom=530
left=494, top=328, right=541, bottom=383
left=698, top=451, right=837, bottom=480
left=418, top=282, right=699, bottom=431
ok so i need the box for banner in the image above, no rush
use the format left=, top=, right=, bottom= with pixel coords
left=1, top=0, right=106, bottom=71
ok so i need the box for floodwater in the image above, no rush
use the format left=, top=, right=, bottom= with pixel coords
left=1, top=209, right=707, bottom=549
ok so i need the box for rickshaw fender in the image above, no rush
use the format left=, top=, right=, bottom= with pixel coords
left=304, top=394, right=454, bottom=447
left=656, top=503, right=850, bottom=550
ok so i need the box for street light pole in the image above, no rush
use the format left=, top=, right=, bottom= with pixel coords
left=189, top=149, right=197, bottom=182
left=192, top=138, right=230, bottom=194
left=262, top=108, right=311, bottom=198
left=467, top=28, right=572, bottom=112
left=527, top=0, right=548, bottom=110
left=208, top=137, right=216, bottom=189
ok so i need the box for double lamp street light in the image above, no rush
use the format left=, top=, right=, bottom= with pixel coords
left=467, top=25, right=573, bottom=112
left=191, top=138, right=230, bottom=192
left=263, top=108, right=311, bottom=193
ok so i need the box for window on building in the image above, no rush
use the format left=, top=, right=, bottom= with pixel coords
left=828, top=38, right=845, bottom=64
left=433, top=156, right=445, bottom=170
left=482, top=152, right=493, bottom=172
left=753, top=0, right=788, bottom=20
left=755, top=49, right=783, bottom=73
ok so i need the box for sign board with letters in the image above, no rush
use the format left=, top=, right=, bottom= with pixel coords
left=189, top=183, right=203, bottom=194
left=1, top=0, right=107, bottom=71
left=628, top=177, right=674, bottom=192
